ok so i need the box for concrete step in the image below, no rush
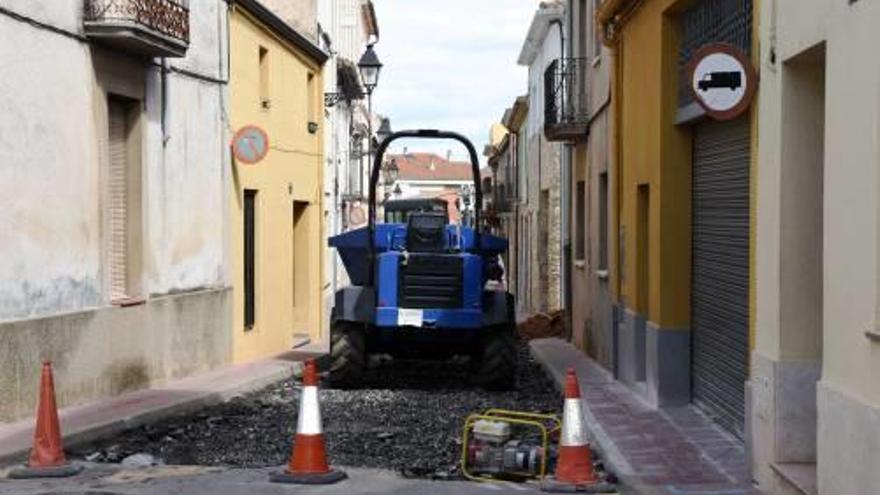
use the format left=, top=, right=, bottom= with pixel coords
left=771, top=462, right=818, bottom=495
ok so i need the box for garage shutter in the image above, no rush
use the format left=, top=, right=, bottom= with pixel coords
left=691, top=116, right=750, bottom=439
left=107, top=99, right=128, bottom=301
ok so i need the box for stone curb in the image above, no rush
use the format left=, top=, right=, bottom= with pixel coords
left=0, top=359, right=303, bottom=467
left=528, top=338, right=665, bottom=495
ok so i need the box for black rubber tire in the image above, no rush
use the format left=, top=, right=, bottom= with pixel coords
left=472, top=325, right=518, bottom=390
left=325, top=321, right=366, bottom=389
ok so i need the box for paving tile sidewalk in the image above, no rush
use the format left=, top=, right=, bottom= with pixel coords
left=530, top=338, right=761, bottom=495
left=0, top=350, right=319, bottom=466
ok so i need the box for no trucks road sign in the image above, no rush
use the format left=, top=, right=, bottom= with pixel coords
left=687, top=43, right=757, bottom=121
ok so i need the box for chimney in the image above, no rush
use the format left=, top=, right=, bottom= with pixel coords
left=446, top=150, right=452, bottom=162
left=403, top=146, right=408, bottom=155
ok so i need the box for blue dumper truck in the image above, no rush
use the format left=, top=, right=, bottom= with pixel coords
left=327, top=130, right=518, bottom=389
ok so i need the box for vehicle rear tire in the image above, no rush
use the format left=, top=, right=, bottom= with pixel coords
left=472, top=325, right=518, bottom=390
left=325, top=321, right=366, bottom=389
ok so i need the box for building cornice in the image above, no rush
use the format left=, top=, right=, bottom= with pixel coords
left=517, top=2, right=565, bottom=66
left=233, top=0, right=329, bottom=64
left=596, top=0, right=643, bottom=46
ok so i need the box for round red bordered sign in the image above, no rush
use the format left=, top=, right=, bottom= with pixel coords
left=232, top=125, right=270, bottom=164
left=687, top=43, right=757, bottom=121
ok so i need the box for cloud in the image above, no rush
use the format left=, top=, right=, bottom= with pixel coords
left=371, top=0, right=535, bottom=162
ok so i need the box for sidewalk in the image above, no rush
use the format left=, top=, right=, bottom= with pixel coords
left=530, top=338, right=759, bottom=495
left=0, top=350, right=319, bottom=466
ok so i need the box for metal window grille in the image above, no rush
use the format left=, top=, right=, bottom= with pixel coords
left=84, top=0, right=190, bottom=43
left=575, top=181, right=586, bottom=260
left=544, top=57, right=590, bottom=129
left=678, top=0, right=752, bottom=107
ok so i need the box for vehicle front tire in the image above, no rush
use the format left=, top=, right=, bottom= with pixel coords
left=325, top=320, right=366, bottom=389
left=472, top=324, right=518, bottom=391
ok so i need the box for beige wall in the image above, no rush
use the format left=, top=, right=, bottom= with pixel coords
left=0, top=289, right=231, bottom=422
left=229, top=6, right=325, bottom=363
left=259, top=0, right=318, bottom=41
left=753, top=0, right=880, bottom=493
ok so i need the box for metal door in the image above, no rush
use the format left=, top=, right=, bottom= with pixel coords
left=691, top=116, right=750, bottom=438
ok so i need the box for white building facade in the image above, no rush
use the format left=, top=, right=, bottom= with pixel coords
left=317, top=0, right=379, bottom=335
left=517, top=1, right=566, bottom=315
left=0, top=0, right=232, bottom=421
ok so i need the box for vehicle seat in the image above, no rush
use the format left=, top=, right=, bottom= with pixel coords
left=406, top=212, right=447, bottom=252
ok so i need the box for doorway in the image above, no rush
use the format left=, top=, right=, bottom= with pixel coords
left=774, top=43, right=826, bottom=478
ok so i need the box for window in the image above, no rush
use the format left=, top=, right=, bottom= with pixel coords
left=598, top=172, right=609, bottom=270
left=292, top=201, right=309, bottom=308
left=636, top=184, right=650, bottom=313
left=244, top=190, right=258, bottom=329
left=106, top=96, right=142, bottom=302
left=307, top=72, right=317, bottom=126
left=575, top=180, right=586, bottom=261
left=259, top=46, right=269, bottom=109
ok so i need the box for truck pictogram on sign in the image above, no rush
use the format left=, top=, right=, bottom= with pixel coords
left=687, top=43, right=757, bottom=121
left=698, top=71, right=742, bottom=92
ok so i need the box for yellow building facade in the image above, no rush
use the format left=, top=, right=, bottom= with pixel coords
left=229, top=0, right=327, bottom=363
left=599, top=0, right=759, bottom=438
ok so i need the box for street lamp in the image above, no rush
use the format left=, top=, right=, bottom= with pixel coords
left=358, top=44, right=383, bottom=92
left=376, top=118, right=392, bottom=147
left=462, top=185, right=473, bottom=227
left=358, top=44, right=383, bottom=197
left=383, top=158, right=399, bottom=185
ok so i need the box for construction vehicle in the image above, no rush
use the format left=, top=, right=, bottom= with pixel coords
left=327, top=130, right=518, bottom=389
left=383, top=197, right=448, bottom=223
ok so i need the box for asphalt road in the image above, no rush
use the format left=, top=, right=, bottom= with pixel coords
left=0, top=464, right=557, bottom=495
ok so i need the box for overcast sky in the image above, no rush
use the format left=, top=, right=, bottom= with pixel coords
left=371, top=1, right=535, bottom=163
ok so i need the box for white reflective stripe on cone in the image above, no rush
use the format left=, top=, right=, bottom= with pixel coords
left=561, top=398, right=587, bottom=446
left=297, top=386, right=323, bottom=435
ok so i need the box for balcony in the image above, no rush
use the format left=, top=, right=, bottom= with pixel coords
left=83, top=0, right=190, bottom=58
left=544, top=57, right=589, bottom=142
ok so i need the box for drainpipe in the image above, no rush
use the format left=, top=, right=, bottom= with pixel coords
left=161, top=57, right=170, bottom=145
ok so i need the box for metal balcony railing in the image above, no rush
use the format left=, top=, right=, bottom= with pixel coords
left=84, top=0, right=190, bottom=57
left=543, top=57, right=589, bottom=141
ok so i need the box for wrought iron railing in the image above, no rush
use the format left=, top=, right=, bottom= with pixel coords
left=543, top=57, right=589, bottom=138
left=84, top=0, right=190, bottom=43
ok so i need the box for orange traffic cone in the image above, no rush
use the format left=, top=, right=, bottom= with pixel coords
left=8, top=361, right=83, bottom=479
left=542, top=367, right=600, bottom=492
left=269, top=359, right=346, bottom=484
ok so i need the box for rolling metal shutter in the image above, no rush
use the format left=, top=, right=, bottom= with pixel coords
left=107, top=100, right=128, bottom=301
left=691, top=116, right=750, bottom=439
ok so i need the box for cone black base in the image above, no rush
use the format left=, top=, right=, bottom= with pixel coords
left=540, top=477, right=617, bottom=493
left=269, top=468, right=347, bottom=485
left=7, top=463, right=84, bottom=479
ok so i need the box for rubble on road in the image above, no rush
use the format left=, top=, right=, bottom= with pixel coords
left=73, top=345, right=561, bottom=480
left=518, top=311, right=567, bottom=341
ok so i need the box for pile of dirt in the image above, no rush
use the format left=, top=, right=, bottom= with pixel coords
left=517, top=311, right=566, bottom=341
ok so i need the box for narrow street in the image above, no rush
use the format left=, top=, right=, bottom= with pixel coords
left=71, top=347, right=561, bottom=478
left=0, top=343, right=620, bottom=495
left=5, top=0, right=880, bottom=494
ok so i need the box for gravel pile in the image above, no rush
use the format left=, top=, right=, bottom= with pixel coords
left=74, top=345, right=562, bottom=479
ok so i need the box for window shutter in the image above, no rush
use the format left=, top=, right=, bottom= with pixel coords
left=107, top=100, right=128, bottom=301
